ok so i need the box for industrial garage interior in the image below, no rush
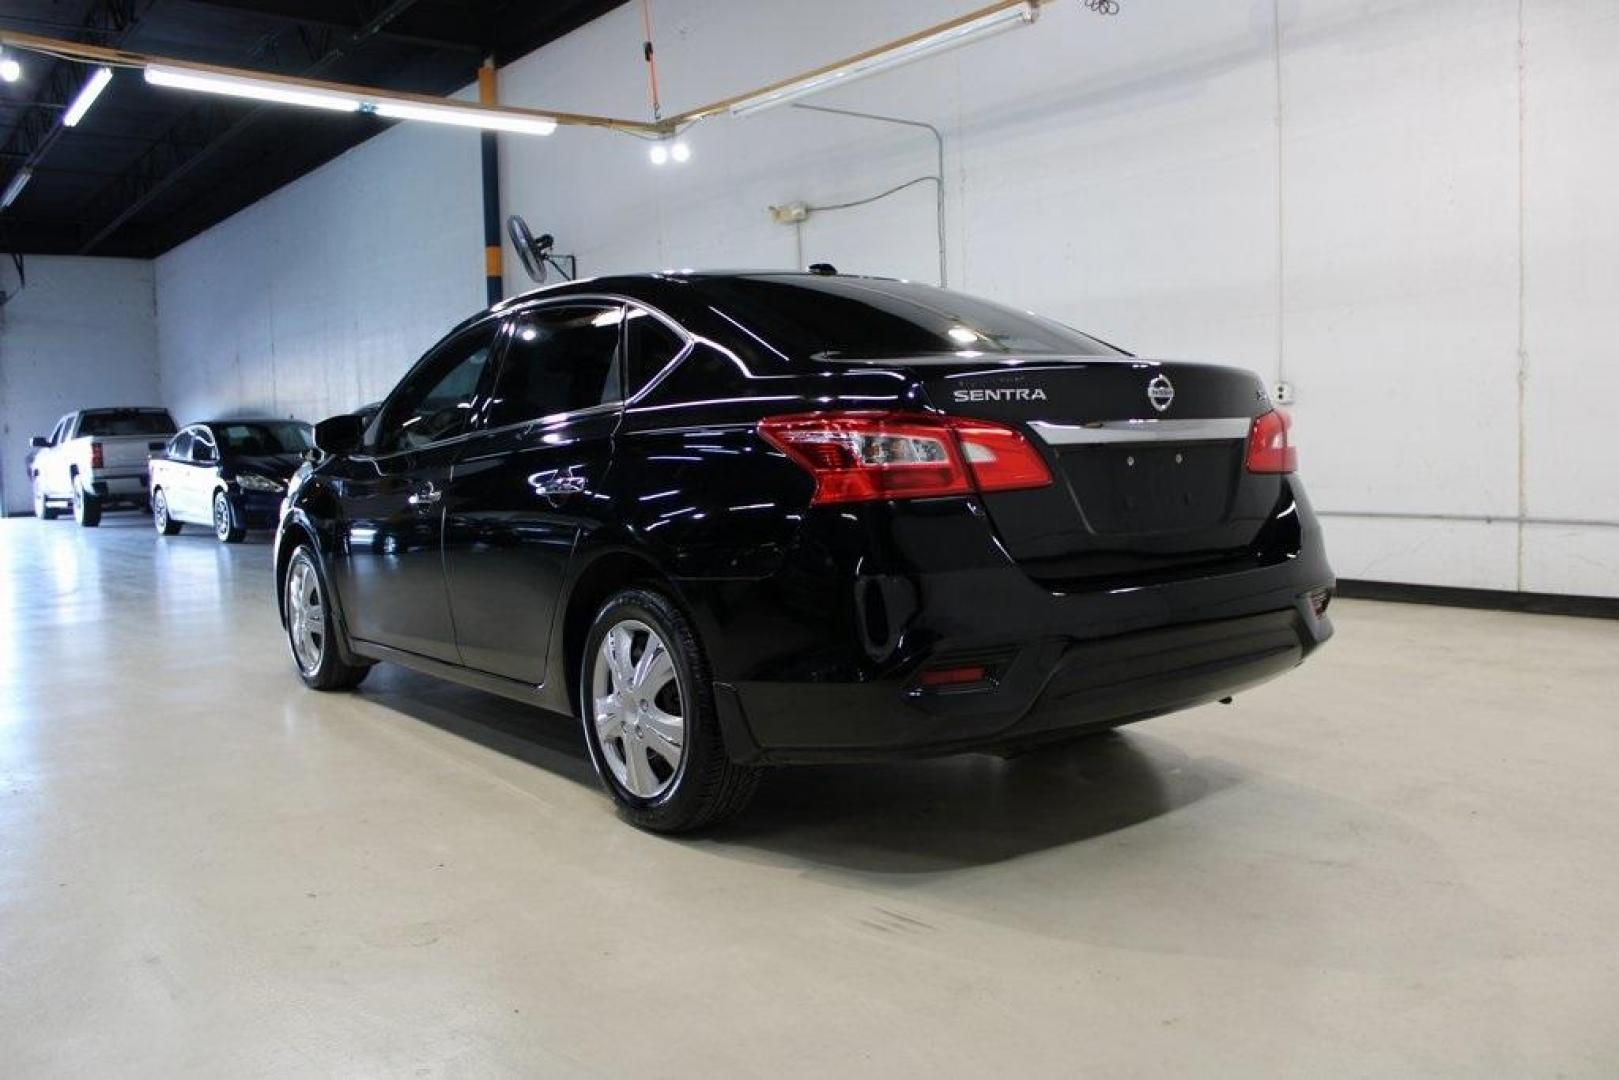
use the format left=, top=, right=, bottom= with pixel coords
left=1, top=1, right=1615, bottom=1075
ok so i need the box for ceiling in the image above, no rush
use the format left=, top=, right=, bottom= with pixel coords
left=0, top=0, right=628, bottom=258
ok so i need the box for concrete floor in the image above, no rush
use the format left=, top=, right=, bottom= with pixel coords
left=1, top=516, right=1616, bottom=1077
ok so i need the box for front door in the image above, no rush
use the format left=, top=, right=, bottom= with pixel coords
left=444, top=302, right=628, bottom=683
left=183, top=426, right=221, bottom=522
left=329, top=321, right=503, bottom=662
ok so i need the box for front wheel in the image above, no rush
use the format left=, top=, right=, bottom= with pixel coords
left=72, top=477, right=101, bottom=527
left=283, top=546, right=370, bottom=690
left=213, top=492, right=246, bottom=543
left=152, top=488, right=182, bottom=535
left=580, top=587, right=760, bottom=833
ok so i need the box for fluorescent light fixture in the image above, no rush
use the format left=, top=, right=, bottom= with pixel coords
left=2, top=167, right=32, bottom=209
left=62, top=66, right=113, bottom=127
left=669, top=139, right=691, bottom=163
left=0, top=51, right=20, bottom=84
left=145, top=64, right=362, bottom=112
left=730, top=2, right=1038, bottom=117
left=649, top=142, right=668, bottom=165
left=142, top=61, right=557, bottom=135
left=371, top=100, right=556, bottom=136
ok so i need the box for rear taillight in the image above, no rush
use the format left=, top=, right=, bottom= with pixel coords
left=759, top=411, right=1052, bottom=506
left=1246, top=409, right=1296, bottom=474
left=90, top=442, right=104, bottom=469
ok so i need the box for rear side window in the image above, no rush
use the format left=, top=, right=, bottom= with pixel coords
left=625, top=308, right=686, bottom=398
left=77, top=409, right=177, bottom=437
left=485, top=304, right=624, bottom=428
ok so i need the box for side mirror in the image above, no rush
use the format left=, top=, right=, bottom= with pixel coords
left=30, top=436, right=50, bottom=449
left=314, top=414, right=365, bottom=456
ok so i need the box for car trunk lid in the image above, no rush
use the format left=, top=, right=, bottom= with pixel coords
left=905, top=355, right=1282, bottom=589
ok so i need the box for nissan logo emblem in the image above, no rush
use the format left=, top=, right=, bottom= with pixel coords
left=1147, top=374, right=1175, bottom=412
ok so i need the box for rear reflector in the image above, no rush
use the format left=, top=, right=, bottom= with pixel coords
left=90, top=442, right=104, bottom=469
left=917, top=664, right=989, bottom=688
left=1246, top=409, right=1296, bottom=474
left=1308, top=587, right=1332, bottom=617
left=759, top=411, right=1052, bottom=505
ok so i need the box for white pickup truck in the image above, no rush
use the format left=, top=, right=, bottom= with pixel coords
left=29, top=408, right=178, bottom=526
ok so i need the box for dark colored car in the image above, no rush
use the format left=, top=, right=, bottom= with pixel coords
left=275, top=272, right=1333, bottom=832
left=150, top=419, right=312, bottom=542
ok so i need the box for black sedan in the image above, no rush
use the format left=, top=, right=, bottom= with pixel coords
left=150, top=419, right=312, bottom=542
left=275, top=272, right=1334, bottom=832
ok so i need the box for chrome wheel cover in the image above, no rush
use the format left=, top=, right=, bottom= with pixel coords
left=591, top=619, right=685, bottom=799
left=285, top=557, right=325, bottom=675
left=213, top=494, right=231, bottom=540
left=153, top=490, right=169, bottom=531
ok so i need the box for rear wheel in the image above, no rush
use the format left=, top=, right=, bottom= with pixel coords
left=213, top=491, right=246, bottom=543
left=283, top=546, right=370, bottom=691
left=580, top=587, right=760, bottom=833
left=32, top=480, right=61, bottom=521
left=71, top=476, right=101, bottom=527
left=152, top=488, right=182, bottom=535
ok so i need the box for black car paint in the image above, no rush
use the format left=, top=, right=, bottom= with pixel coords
left=277, top=273, right=1333, bottom=763
left=157, top=422, right=308, bottom=530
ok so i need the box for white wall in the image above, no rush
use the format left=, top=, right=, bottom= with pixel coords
left=0, top=256, right=161, bottom=515
left=154, top=120, right=486, bottom=428
left=490, top=0, right=1618, bottom=597
left=140, top=0, right=1618, bottom=596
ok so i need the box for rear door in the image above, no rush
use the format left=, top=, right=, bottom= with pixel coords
left=442, top=301, right=635, bottom=683
left=328, top=321, right=503, bottom=662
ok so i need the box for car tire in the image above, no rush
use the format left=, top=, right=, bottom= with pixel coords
left=71, top=476, right=101, bottom=527
left=282, top=545, right=370, bottom=691
left=33, top=480, right=62, bottom=521
left=213, top=491, right=246, bottom=544
left=579, top=587, right=761, bottom=833
left=151, top=488, right=182, bottom=535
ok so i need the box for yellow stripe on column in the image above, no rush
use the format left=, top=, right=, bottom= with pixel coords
left=485, top=245, right=503, bottom=277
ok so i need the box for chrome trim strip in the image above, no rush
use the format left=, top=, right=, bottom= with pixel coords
left=1029, top=418, right=1252, bottom=445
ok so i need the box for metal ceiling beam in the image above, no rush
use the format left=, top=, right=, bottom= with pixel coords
left=70, top=0, right=426, bottom=254
left=174, top=0, right=485, bottom=55
left=0, top=0, right=145, bottom=220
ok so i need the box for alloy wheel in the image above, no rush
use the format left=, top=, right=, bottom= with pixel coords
left=214, top=494, right=232, bottom=541
left=285, top=558, right=325, bottom=675
left=154, top=491, right=169, bottom=532
left=591, top=619, right=686, bottom=799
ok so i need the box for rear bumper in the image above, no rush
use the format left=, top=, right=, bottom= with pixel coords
left=719, top=593, right=1329, bottom=764
left=89, top=473, right=148, bottom=503
left=681, top=480, right=1334, bottom=765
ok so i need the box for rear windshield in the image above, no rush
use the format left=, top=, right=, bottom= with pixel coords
left=214, top=422, right=312, bottom=456
left=78, top=410, right=176, bottom=437
left=700, top=276, right=1127, bottom=361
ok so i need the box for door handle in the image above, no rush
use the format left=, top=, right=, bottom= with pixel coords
left=408, top=482, right=442, bottom=506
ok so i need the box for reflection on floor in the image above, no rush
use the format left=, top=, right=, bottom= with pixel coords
left=2, top=516, right=1616, bottom=1076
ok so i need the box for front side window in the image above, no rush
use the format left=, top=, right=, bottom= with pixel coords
left=191, top=429, right=218, bottom=464
left=484, top=304, right=625, bottom=429
left=166, top=432, right=194, bottom=461
left=374, top=325, right=499, bottom=454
